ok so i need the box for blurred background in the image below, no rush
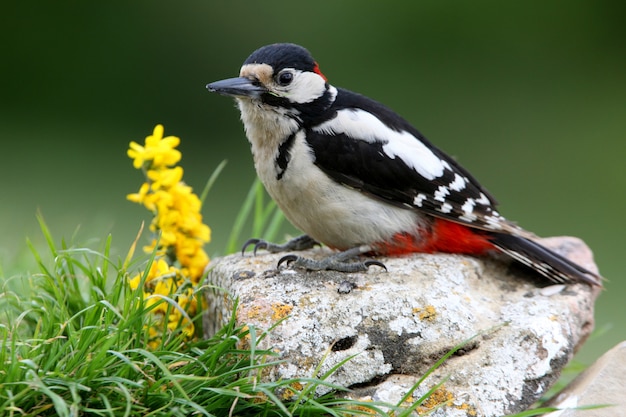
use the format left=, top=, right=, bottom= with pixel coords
left=1, top=1, right=624, bottom=364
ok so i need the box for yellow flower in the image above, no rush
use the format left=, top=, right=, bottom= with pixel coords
left=127, top=124, right=181, bottom=169
left=128, top=274, right=142, bottom=291
left=184, top=249, right=209, bottom=281
left=129, top=258, right=168, bottom=290
left=149, top=190, right=175, bottom=215
left=147, top=166, right=184, bottom=190
left=127, top=124, right=211, bottom=347
left=126, top=182, right=151, bottom=205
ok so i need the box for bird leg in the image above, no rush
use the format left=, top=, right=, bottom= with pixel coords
left=242, top=236, right=386, bottom=273
left=277, top=245, right=387, bottom=273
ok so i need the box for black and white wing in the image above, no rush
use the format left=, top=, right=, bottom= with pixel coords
left=305, top=88, right=527, bottom=236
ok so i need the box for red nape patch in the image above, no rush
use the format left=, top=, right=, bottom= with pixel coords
left=313, top=62, right=327, bottom=81
left=377, top=219, right=494, bottom=256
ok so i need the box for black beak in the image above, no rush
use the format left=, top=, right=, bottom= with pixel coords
left=206, top=77, right=266, bottom=98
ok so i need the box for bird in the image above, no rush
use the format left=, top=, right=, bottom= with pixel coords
left=206, top=43, right=601, bottom=286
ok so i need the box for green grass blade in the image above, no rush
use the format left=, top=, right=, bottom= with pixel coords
left=225, top=179, right=259, bottom=254
left=199, top=159, right=228, bottom=206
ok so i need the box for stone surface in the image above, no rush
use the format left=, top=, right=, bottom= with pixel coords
left=544, top=341, right=626, bottom=416
left=203, top=236, right=600, bottom=416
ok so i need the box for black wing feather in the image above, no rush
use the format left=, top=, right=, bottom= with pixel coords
left=305, top=88, right=519, bottom=233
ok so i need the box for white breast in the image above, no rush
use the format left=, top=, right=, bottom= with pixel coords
left=237, top=97, right=425, bottom=249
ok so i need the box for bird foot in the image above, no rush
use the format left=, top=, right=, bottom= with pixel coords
left=241, top=234, right=319, bottom=255
left=277, top=246, right=387, bottom=273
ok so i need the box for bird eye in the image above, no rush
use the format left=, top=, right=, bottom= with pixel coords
left=277, top=71, right=294, bottom=86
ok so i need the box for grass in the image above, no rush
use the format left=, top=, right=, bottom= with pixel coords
left=0, top=217, right=393, bottom=416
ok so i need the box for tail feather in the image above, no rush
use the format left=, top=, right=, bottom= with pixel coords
left=489, top=233, right=602, bottom=286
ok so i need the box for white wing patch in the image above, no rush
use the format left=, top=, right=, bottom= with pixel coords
left=383, top=133, right=447, bottom=180
left=476, top=192, right=491, bottom=206
left=414, top=193, right=427, bottom=207
left=459, top=199, right=478, bottom=222
left=434, top=185, right=450, bottom=202
left=461, top=198, right=476, bottom=215
left=440, top=202, right=453, bottom=213
left=314, top=109, right=447, bottom=180
left=449, top=174, right=468, bottom=191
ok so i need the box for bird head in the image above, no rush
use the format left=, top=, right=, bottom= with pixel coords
left=207, top=43, right=334, bottom=119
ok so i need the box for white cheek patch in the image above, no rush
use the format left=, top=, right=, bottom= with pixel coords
left=284, top=70, right=327, bottom=104
left=315, top=109, right=446, bottom=180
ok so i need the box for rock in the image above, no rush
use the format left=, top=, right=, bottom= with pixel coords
left=544, top=341, right=626, bottom=416
left=203, top=236, right=600, bottom=416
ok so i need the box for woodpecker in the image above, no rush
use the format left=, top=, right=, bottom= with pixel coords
left=207, top=43, right=601, bottom=286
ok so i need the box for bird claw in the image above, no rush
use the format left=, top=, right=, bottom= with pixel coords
left=277, top=254, right=298, bottom=268
left=242, top=235, right=319, bottom=256
left=364, top=260, right=388, bottom=271
left=276, top=253, right=386, bottom=273
left=241, top=238, right=266, bottom=256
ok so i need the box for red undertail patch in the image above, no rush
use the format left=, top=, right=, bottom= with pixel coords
left=378, top=219, right=494, bottom=256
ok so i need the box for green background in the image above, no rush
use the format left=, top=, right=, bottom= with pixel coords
left=2, top=1, right=624, bottom=364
